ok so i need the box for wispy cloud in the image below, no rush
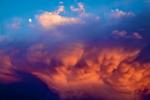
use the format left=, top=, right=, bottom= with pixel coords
left=70, top=2, right=85, bottom=15
left=111, top=9, right=135, bottom=18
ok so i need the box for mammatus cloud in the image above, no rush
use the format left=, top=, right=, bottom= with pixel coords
left=0, top=42, right=149, bottom=100
left=30, top=43, right=150, bottom=100
left=0, top=2, right=150, bottom=100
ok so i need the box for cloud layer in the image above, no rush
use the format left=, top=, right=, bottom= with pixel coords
left=0, top=2, right=150, bottom=100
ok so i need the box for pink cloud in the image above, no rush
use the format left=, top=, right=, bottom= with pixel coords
left=70, top=2, right=85, bottom=15
left=55, top=5, right=65, bottom=14
left=111, top=9, right=135, bottom=18
left=133, top=32, right=143, bottom=39
left=112, top=30, right=143, bottom=40
left=9, top=18, right=22, bottom=30
left=112, top=30, right=127, bottom=38
left=37, top=12, right=80, bottom=29
left=36, top=4, right=82, bottom=29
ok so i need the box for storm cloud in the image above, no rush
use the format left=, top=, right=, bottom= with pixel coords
left=0, top=1, right=150, bottom=100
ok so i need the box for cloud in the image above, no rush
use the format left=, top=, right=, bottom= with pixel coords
left=111, top=9, right=135, bottom=18
left=0, top=52, right=18, bottom=83
left=133, top=32, right=143, bottom=39
left=112, top=30, right=127, bottom=38
left=70, top=2, right=85, bottom=15
left=0, top=2, right=150, bottom=100
left=112, top=30, right=143, bottom=40
left=6, top=18, right=22, bottom=30
left=27, top=43, right=52, bottom=65
left=0, top=40, right=147, bottom=99
left=0, top=20, right=150, bottom=100
left=36, top=4, right=82, bottom=29
left=55, top=5, right=65, bottom=14
left=28, top=43, right=150, bottom=100
left=37, top=12, right=80, bottom=29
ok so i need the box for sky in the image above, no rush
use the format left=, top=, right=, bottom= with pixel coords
left=0, top=0, right=150, bottom=100
left=0, top=0, right=148, bottom=21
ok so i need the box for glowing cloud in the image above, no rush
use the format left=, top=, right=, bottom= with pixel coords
left=37, top=5, right=80, bottom=29
left=37, top=12, right=80, bottom=29
left=0, top=1, right=150, bottom=100
left=29, top=43, right=150, bottom=100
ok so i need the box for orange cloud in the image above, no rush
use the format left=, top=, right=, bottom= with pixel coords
left=0, top=52, right=18, bottom=83
left=37, top=12, right=80, bottom=29
left=28, top=43, right=150, bottom=100
left=0, top=43, right=149, bottom=100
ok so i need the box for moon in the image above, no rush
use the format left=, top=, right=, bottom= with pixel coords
left=28, top=18, right=32, bottom=23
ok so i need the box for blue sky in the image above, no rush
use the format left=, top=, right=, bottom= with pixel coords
left=0, top=0, right=148, bottom=22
